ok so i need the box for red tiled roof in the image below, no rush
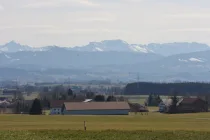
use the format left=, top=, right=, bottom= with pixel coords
left=64, top=102, right=130, bottom=111
left=50, top=100, right=68, bottom=108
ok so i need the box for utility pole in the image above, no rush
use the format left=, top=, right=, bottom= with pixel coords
left=137, top=73, right=140, bottom=89
left=68, top=77, right=71, bottom=89
left=14, top=78, right=18, bottom=100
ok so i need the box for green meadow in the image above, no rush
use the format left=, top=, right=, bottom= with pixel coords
left=0, top=112, right=210, bottom=139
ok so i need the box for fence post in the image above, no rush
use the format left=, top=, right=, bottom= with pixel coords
left=84, top=121, right=86, bottom=131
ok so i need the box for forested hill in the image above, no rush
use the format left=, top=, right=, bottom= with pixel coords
left=124, top=82, right=210, bottom=96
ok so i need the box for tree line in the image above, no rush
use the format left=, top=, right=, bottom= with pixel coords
left=124, top=82, right=210, bottom=96
left=13, top=84, right=127, bottom=115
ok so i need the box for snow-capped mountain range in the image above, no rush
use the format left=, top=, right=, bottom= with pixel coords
left=1, top=40, right=210, bottom=56
left=71, top=40, right=153, bottom=53
left=1, top=39, right=210, bottom=82
left=0, top=40, right=153, bottom=54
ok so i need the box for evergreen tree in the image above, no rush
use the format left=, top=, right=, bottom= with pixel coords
left=171, top=95, right=178, bottom=106
left=61, top=94, right=67, bottom=100
left=68, top=88, right=73, bottom=96
left=156, top=95, right=162, bottom=104
left=73, top=94, right=76, bottom=99
left=15, top=101, right=20, bottom=114
left=42, top=96, right=50, bottom=109
left=147, top=94, right=153, bottom=106
left=86, top=92, right=95, bottom=99
left=168, top=95, right=178, bottom=114
left=29, top=98, right=42, bottom=115
left=147, top=94, right=162, bottom=106
left=107, top=95, right=117, bottom=102
left=94, top=95, right=105, bottom=102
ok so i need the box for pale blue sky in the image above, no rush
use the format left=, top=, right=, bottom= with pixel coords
left=1, top=0, right=210, bottom=47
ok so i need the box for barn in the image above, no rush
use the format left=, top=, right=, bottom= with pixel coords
left=62, top=102, right=130, bottom=115
left=177, top=97, right=208, bottom=113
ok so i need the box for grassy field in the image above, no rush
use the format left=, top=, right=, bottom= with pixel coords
left=126, top=95, right=184, bottom=104
left=126, top=95, right=160, bottom=104
left=1, top=130, right=210, bottom=140
left=1, top=112, right=210, bottom=139
left=1, top=113, right=210, bottom=131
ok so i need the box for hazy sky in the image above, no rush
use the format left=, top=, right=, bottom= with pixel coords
left=1, top=0, right=210, bottom=47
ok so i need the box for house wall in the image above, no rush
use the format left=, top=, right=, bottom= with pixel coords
left=0, top=108, right=14, bottom=114
left=159, top=103, right=166, bottom=112
left=63, top=109, right=129, bottom=115
left=50, top=108, right=62, bottom=115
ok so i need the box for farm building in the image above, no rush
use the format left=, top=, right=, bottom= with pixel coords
left=176, top=97, right=208, bottom=113
left=128, top=103, right=148, bottom=112
left=61, top=102, right=130, bottom=115
left=0, top=108, right=14, bottom=114
left=158, top=99, right=173, bottom=113
left=50, top=100, right=68, bottom=115
left=50, top=97, right=86, bottom=115
left=0, top=100, right=16, bottom=114
left=159, top=97, right=208, bottom=113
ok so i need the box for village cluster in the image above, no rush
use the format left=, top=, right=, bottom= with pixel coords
left=0, top=87, right=209, bottom=115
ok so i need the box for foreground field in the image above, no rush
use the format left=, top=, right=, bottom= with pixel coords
left=1, top=112, right=210, bottom=131
left=1, top=130, right=210, bottom=140
left=1, top=113, right=210, bottom=139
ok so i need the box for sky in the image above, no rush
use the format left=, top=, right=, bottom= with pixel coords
left=1, top=0, right=210, bottom=47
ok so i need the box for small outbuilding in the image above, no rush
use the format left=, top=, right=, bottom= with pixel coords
left=128, top=103, right=148, bottom=112
left=62, top=102, right=130, bottom=115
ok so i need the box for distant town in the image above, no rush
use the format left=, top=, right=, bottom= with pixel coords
left=0, top=80, right=209, bottom=115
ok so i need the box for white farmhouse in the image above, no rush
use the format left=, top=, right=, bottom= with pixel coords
left=50, top=100, right=67, bottom=115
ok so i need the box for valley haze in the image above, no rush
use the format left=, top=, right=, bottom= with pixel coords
left=1, top=40, right=210, bottom=83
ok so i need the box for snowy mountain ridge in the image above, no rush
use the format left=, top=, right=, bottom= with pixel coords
left=1, top=40, right=210, bottom=56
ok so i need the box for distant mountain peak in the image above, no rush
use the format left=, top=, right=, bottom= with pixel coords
left=4, top=40, right=20, bottom=46
left=71, top=40, right=150, bottom=53
left=7, top=40, right=18, bottom=44
left=0, top=40, right=32, bottom=52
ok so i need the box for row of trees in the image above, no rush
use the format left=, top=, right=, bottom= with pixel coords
left=38, top=85, right=76, bottom=102
left=94, top=95, right=123, bottom=102
left=125, top=82, right=210, bottom=95
left=14, top=98, right=42, bottom=115
left=39, top=85, right=125, bottom=102
left=23, top=84, right=124, bottom=97
left=147, top=94, right=162, bottom=106
left=12, top=84, right=126, bottom=114
left=16, top=95, right=125, bottom=115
